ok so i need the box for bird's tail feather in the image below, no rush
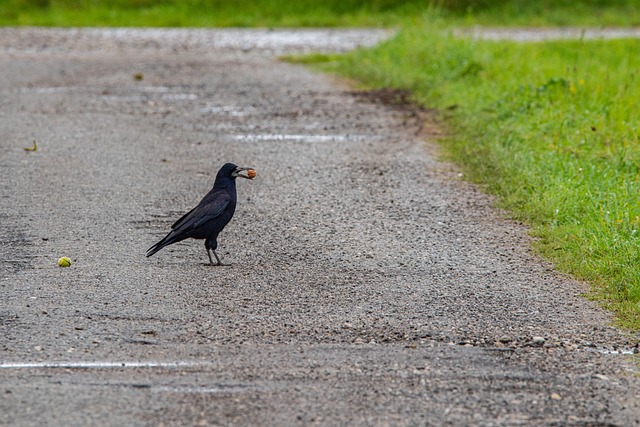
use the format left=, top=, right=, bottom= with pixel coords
left=146, top=232, right=180, bottom=257
left=145, top=242, right=164, bottom=258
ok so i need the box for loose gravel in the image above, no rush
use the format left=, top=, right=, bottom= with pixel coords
left=1, top=28, right=639, bottom=426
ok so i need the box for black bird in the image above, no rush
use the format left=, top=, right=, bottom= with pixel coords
left=146, top=163, right=256, bottom=265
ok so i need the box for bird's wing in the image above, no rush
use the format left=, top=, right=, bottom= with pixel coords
left=171, top=193, right=231, bottom=231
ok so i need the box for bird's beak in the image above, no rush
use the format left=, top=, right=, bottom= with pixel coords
left=234, top=167, right=257, bottom=180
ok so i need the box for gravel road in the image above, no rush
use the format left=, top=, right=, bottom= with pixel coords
left=1, top=28, right=639, bottom=426
left=459, top=26, right=640, bottom=41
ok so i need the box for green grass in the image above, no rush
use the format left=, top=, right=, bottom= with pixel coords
left=310, top=17, right=640, bottom=328
left=453, top=0, right=640, bottom=27
left=2, top=0, right=640, bottom=27
left=0, top=0, right=425, bottom=27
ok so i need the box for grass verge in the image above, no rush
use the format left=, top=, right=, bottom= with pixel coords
left=2, top=0, right=640, bottom=27
left=0, top=0, right=423, bottom=27
left=302, top=16, right=640, bottom=328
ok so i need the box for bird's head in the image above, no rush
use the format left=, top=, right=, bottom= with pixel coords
left=217, top=163, right=257, bottom=181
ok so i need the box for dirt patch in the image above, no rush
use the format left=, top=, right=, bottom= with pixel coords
left=349, top=87, right=447, bottom=141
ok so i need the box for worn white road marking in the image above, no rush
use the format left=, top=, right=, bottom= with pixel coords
left=233, top=134, right=374, bottom=143
left=0, top=361, right=211, bottom=369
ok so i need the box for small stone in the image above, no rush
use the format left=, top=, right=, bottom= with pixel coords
left=532, top=336, right=545, bottom=345
left=499, top=336, right=512, bottom=344
left=550, top=393, right=562, bottom=400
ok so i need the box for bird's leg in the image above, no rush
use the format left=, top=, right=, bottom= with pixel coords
left=206, top=247, right=215, bottom=265
left=205, top=243, right=223, bottom=266
left=211, top=250, right=223, bottom=266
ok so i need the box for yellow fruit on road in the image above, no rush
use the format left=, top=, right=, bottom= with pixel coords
left=57, top=257, right=72, bottom=267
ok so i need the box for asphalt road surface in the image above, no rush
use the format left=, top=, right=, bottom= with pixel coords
left=1, top=28, right=640, bottom=426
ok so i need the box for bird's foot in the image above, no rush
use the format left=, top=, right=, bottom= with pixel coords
left=203, top=262, right=227, bottom=267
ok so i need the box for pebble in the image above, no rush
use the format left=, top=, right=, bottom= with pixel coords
left=532, top=336, right=545, bottom=345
